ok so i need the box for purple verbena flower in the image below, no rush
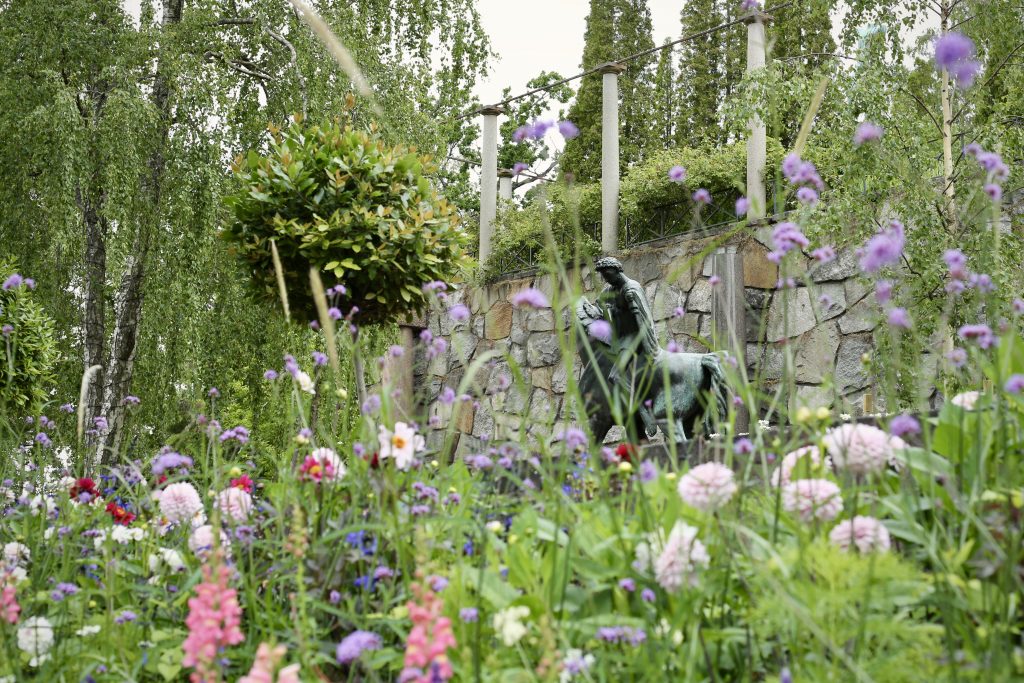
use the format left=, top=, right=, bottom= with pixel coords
left=668, top=165, right=686, bottom=183
left=859, top=220, right=904, bottom=273
left=558, top=120, right=580, bottom=139
left=336, top=631, right=383, bottom=665
left=959, top=323, right=996, bottom=349
left=889, top=413, right=920, bottom=438
left=934, top=32, right=981, bottom=88
left=510, top=288, right=548, bottom=308
left=853, top=121, right=883, bottom=145
left=1005, top=375, right=1024, bottom=394
left=887, top=307, right=912, bottom=329
left=811, top=246, right=835, bottom=263
left=692, top=188, right=712, bottom=205
left=449, top=304, right=470, bottom=322
left=589, top=319, right=612, bottom=343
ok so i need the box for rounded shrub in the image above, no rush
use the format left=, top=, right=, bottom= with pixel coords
left=0, top=265, right=59, bottom=410
left=225, top=116, right=470, bottom=325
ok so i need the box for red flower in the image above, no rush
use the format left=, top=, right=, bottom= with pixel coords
left=105, top=501, right=136, bottom=526
left=69, top=477, right=99, bottom=502
left=230, top=475, right=254, bottom=493
left=364, top=450, right=381, bottom=469
left=615, top=443, right=637, bottom=463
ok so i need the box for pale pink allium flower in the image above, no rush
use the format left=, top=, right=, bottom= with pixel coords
left=240, top=642, right=300, bottom=683
left=677, top=462, right=737, bottom=512
left=770, top=445, right=830, bottom=487
left=400, top=581, right=457, bottom=682
left=782, top=479, right=843, bottom=522
left=822, top=423, right=905, bottom=475
left=654, top=522, right=709, bottom=591
left=159, top=482, right=203, bottom=524
left=183, top=558, right=244, bottom=683
left=215, top=487, right=253, bottom=523
left=378, top=422, right=425, bottom=471
left=829, top=516, right=891, bottom=553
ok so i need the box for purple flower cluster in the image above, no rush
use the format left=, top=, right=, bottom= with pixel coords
left=152, top=448, right=193, bottom=475
left=858, top=220, right=904, bottom=273
left=596, top=626, right=647, bottom=646
left=668, top=165, right=686, bottom=183
left=958, top=323, right=996, bottom=349
left=934, top=32, right=981, bottom=88
left=512, top=162, right=529, bottom=175
left=767, top=222, right=809, bottom=263
left=513, top=119, right=578, bottom=142
left=692, top=188, right=711, bottom=205
left=588, top=319, right=612, bottom=343
left=735, top=196, right=750, bottom=216
left=336, top=630, right=383, bottom=665
left=965, top=144, right=1010, bottom=203
left=219, top=425, right=250, bottom=445
left=853, top=121, right=884, bottom=146
left=449, top=304, right=470, bottom=322
left=510, top=288, right=549, bottom=309
left=782, top=152, right=824, bottom=191
left=889, top=414, right=921, bottom=438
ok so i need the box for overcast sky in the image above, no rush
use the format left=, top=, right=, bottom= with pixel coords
left=474, top=0, right=685, bottom=105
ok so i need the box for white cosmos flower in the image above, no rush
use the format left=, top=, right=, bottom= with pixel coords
left=378, top=422, right=425, bottom=470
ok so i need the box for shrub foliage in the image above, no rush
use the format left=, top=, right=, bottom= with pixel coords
left=225, top=117, right=470, bottom=324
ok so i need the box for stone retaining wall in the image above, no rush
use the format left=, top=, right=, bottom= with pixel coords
left=413, top=229, right=915, bottom=452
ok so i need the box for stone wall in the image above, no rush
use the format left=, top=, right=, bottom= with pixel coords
left=413, top=228, right=904, bottom=452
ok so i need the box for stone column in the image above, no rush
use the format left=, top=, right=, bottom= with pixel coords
left=712, top=245, right=748, bottom=432
left=600, top=63, right=626, bottom=253
left=498, top=168, right=514, bottom=201
left=744, top=11, right=769, bottom=220
left=478, top=105, right=504, bottom=263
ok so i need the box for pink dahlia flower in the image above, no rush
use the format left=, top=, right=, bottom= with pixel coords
left=829, top=516, right=891, bottom=553
left=159, top=482, right=203, bottom=524
left=822, top=423, right=904, bottom=475
left=782, top=479, right=843, bottom=522
left=654, top=522, right=709, bottom=591
left=677, top=462, right=737, bottom=512
left=770, top=445, right=830, bottom=487
left=215, top=487, right=253, bottom=523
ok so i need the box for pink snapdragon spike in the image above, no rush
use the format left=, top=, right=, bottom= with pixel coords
left=183, top=555, right=244, bottom=683
left=2, top=580, right=20, bottom=624
left=400, top=580, right=457, bottom=682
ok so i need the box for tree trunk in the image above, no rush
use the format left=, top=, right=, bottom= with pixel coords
left=80, top=189, right=107, bottom=434
left=96, top=0, right=184, bottom=464
left=939, top=2, right=958, bottom=231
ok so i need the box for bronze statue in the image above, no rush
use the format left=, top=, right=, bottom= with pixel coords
left=576, top=256, right=729, bottom=445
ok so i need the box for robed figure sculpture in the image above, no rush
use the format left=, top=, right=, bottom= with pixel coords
left=576, top=256, right=728, bottom=445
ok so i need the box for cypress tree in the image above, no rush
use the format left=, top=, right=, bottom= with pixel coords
left=676, top=0, right=724, bottom=148
left=650, top=38, right=677, bottom=149
left=561, top=0, right=656, bottom=181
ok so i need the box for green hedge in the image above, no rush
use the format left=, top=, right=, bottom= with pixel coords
left=487, top=138, right=784, bottom=276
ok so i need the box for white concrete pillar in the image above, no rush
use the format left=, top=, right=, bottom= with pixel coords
left=498, top=169, right=514, bottom=201
left=744, top=12, right=769, bottom=220
left=478, top=105, right=504, bottom=263
left=600, top=63, right=626, bottom=252
left=712, top=244, right=747, bottom=432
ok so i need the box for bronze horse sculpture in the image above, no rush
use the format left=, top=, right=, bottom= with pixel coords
left=575, top=257, right=729, bottom=445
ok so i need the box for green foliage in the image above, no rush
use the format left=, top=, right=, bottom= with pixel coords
left=487, top=138, right=783, bottom=275
left=225, top=117, right=470, bottom=325
left=0, top=265, right=59, bottom=411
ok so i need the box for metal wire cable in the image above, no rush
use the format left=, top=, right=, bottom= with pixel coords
left=457, top=0, right=795, bottom=120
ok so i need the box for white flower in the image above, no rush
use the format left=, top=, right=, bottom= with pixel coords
left=17, top=616, right=54, bottom=666
left=28, top=495, right=55, bottom=516
left=76, top=625, right=102, bottom=637
left=189, top=524, right=229, bottom=559
left=307, top=447, right=345, bottom=482
left=951, top=390, right=980, bottom=410
left=296, top=370, right=315, bottom=394
left=378, top=422, right=425, bottom=470
left=111, top=526, right=144, bottom=544
left=5, top=566, right=27, bottom=583
left=159, top=482, right=204, bottom=524
left=215, top=487, right=253, bottom=522
left=149, top=547, right=187, bottom=575
left=492, top=605, right=530, bottom=646
left=654, top=522, right=709, bottom=591
left=3, top=542, right=30, bottom=567
left=677, top=462, right=737, bottom=512
left=632, top=528, right=667, bottom=573
left=43, top=528, right=56, bottom=541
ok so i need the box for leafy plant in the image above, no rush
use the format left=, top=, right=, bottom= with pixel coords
left=225, top=115, right=471, bottom=325
left=0, top=264, right=58, bottom=411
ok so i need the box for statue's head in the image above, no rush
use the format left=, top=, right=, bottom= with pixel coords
left=594, top=256, right=625, bottom=287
